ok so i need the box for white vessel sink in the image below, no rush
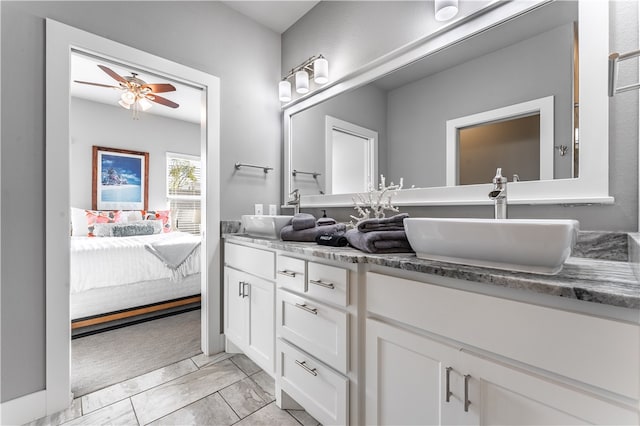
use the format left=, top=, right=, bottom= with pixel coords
left=241, top=215, right=292, bottom=239
left=404, top=218, right=579, bottom=275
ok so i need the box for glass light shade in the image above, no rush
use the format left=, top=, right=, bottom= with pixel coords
left=295, top=70, right=309, bottom=94
left=435, top=0, right=458, bottom=21
left=314, top=57, right=329, bottom=85
left=120, top=91, right=136, bottom=105
left=279, top=80, right=292, bottom=102
left=138, top=97, right=153, bottom=111
left=118, top=100, right=131, bottom=109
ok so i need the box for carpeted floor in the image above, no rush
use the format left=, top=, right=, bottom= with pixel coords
left=72, top=309, right=202, bottom=397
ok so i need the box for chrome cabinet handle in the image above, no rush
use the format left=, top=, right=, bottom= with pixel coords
left=294, top=303, right=318, bottom=315
left=309, top=279, right=335, bottom=289
left=464, top=374, right=471, bottom=412
left=295, top=360, right=318, bottom=376
left=277, top=270, right=297, bottom=278
left=238, top=281, right=243, bottom=297
left=242, top=282, right=249, bottom=298
left=445, top=366, right=452, bottom=403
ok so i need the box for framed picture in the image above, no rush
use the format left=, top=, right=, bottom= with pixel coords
left=92, top=146, right=149, bottom=210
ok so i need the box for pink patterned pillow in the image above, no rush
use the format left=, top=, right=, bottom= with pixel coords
left=85, top=210, right=121, bottom=237
left=142, top=210, right=171, bottom=233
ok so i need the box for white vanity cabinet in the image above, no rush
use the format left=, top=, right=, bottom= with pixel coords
left=366, top=272, right=640, bottom=425
left=224, top=242, right=276, bottom=375
left=275, top=254, right=353, bottom=426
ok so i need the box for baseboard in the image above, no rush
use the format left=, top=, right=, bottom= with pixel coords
left=1, top=390, right=47, bottom=425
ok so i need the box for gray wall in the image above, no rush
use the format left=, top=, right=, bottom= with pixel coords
left=70, top=98, right=200, bottom=211
left=291, top=84, right=387, bottom=195
left=283, top=1, right=639, bottom=232
left=386, top=23, right=573, bottom=188
left=1, top=1, right=280, bottom=402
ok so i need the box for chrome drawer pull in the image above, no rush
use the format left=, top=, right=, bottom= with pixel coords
left=464, top=374, right=471, bottom=412
left=277, top=269, right=297, bottom=278
left=445, top=366, right=452, bottom=403
left=238, top=281, right=243, bottom=297
left=309, top=279, right=335, bottom=289
left=294, top=303, right=318, bottom=315
left=242, top=282, right=249, bottom=298
left=295, top=360, right=318, bottom=376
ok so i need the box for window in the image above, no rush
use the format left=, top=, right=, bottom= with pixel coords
left=166, top=152, right=201, bottom=235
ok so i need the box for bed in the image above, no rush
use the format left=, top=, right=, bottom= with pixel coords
left=70, top=229, right=202, bottom=335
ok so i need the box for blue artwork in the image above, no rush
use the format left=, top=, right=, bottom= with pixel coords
left=100, top=153, right=142, bottom=203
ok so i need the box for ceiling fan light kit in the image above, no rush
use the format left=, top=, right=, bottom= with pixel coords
left=74, top=65, right=179, bottom=120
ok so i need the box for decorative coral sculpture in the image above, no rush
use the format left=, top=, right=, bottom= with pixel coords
left=349, top=175, right=404, bottom=227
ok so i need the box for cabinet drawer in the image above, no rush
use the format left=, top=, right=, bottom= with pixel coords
left=277, top=338, right=348, bottom=426
left=276, top=255, right=306, bottom=293
left=307, top=262, right=349, bottom=307
left=225, top=243, right=274, bottom=280
left=277, top=289, right=348, bottom=374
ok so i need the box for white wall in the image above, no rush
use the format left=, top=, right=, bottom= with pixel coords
left=283, top=1, right=639, bottom=231
left=70, top=98, right=200, bottom=211
left=1, top=1, right=280, bottom=402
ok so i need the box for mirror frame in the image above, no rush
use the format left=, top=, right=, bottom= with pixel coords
left=283, top=0, right=612, bottom=207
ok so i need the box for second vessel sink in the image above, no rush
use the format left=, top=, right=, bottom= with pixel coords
left=241, top=215, right=292, bottom=239
left=403, top=218, right=579, bottom=275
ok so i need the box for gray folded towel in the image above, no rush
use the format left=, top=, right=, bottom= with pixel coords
left=292, top=213, right=317, bottom=230
left=281, top=223, right=346, bottom=242
left=345, top=228, right=413, bottom=254
left=317, top=217, right=337, bottom=226
left=357, top=212, right=409, bottom=233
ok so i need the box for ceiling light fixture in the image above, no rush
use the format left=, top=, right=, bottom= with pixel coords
left=435, top=0, right=459, bottom=21
left=279, top=54, right=329, bottom=102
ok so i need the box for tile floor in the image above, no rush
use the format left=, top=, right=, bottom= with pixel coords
left=28, top=353, right=321, bottom=426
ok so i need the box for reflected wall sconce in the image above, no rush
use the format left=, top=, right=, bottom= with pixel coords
left=279, top=54, right=329, bottom=102
left=435, top=0, right=459, bottom=21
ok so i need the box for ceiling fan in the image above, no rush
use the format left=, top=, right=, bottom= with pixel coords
left=74, top=65, right=179, bottom=118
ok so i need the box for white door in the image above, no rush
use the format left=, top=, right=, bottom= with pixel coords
left=460, top=350, right=639, bottom=425
left=224, top=267, right=247, bottom=348
left=366, top=319, right=470, bottom=425
left=245, top=275, right=275, bottom=375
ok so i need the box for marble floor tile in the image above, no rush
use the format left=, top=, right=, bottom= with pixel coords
left=81, top=358, right=197, bottom=414
left=63, top=399, right=137, bottom=426
left=230, top=353, right=262, bottom=376
left=26, top=398, right=83, bottom=426
left=250, top=370, right=276, bottom=401
left=234, top=402, right=300, bottom=426
left=130, top=359, right=246, bottom=425
left=287, top=408, right=322, bottom=426
left=190, top=351, right=235, bottom=368
left=219, top=377, right=271, bottom=418
left=146, top=392, right=239, bottom=426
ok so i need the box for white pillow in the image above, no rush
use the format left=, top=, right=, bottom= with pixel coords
left=70, top=207, right=89, bottom=236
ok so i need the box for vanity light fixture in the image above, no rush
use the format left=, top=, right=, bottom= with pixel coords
left=279, top=54, right=329, bottom=102
left=434, top=0, right=459, bottom=21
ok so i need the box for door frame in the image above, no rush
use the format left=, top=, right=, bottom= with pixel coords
left=45, top=19, right=223, bottom=415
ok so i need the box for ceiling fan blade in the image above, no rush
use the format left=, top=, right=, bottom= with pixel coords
left=148, top=94, right=179, bottom=109
left=97, top=65, right=128, bottom=84
left=141, top=83, right=176, bottom=93
left=74, top=80, right=120, bottom=89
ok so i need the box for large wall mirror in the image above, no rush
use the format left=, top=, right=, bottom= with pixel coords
left=284, top=0, right=611, bottom=207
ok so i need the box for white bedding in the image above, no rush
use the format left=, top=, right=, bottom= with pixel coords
left=70, top=232, right=201, bottom=294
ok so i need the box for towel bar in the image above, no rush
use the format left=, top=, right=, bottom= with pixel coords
left=608, top=49, right=640, bottom=96
left=292, top=169, right=321, bottom=178
left=234, top=162, right=273, bottom=173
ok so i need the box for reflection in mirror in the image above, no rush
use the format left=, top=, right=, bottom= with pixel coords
left=325, top=116, right=378, bottom=195
left=289, top=1, right=578, bottom=197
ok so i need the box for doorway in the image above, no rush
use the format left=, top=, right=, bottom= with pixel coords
left=46, top=19, right=223, bottom=415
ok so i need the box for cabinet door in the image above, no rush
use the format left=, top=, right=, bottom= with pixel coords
left=246, top=275, right=275, bottom=375
left=224, top=267, right=247, bottom=348
left=366, top=319, right=468, bottom=426
left=461, top=350, right=639, bottom=426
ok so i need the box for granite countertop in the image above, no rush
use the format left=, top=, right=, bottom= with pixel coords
left=224, top=233, right=640, bottom=310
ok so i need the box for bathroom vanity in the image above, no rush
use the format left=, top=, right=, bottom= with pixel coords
left=223, top=233, right=640, bottom=425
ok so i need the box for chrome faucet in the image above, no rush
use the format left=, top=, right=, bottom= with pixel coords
left=287, top=188, right=300, bottom=215
left=488, top=168, right=507, bottom=219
